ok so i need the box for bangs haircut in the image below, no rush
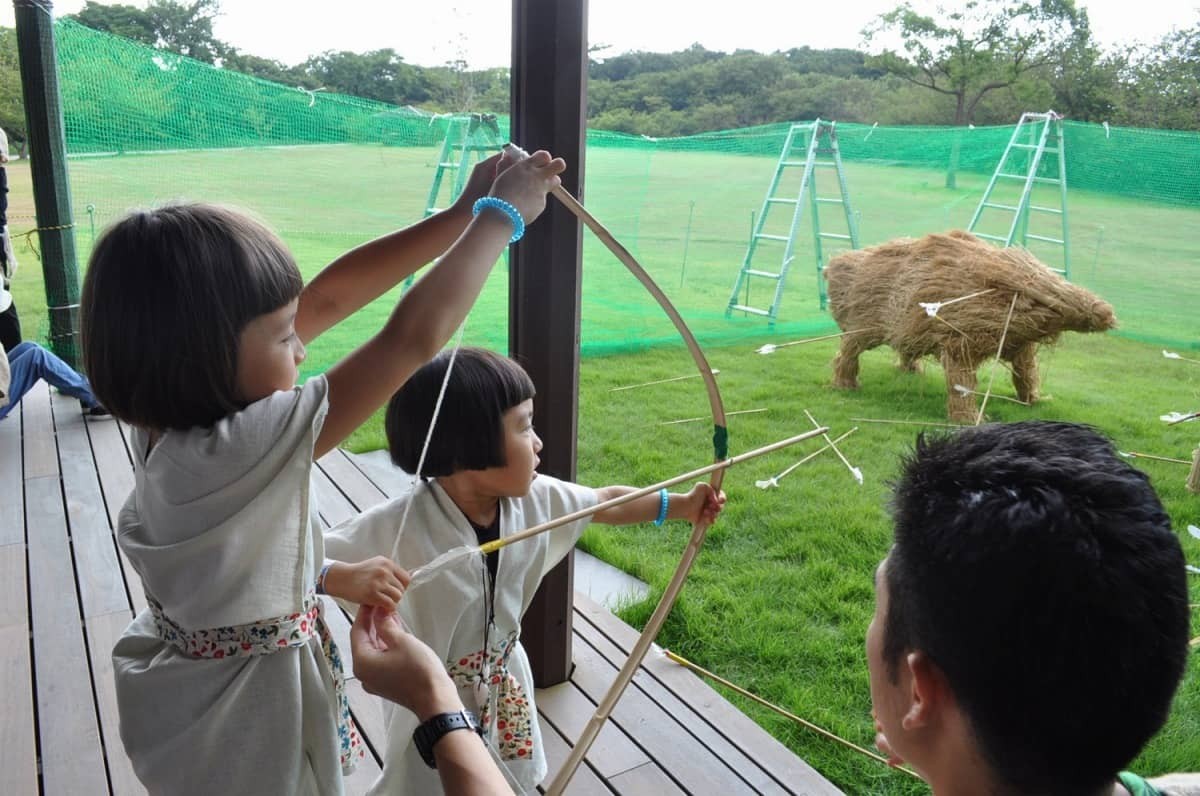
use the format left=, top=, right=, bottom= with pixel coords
left=386, top=347, right=535, bottom=477
left=81, top=202, right=302, bottom=430
left=884, top=421, right=1188, bottom=795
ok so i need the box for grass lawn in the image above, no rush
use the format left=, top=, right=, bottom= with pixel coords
left=7, top=144, right=1199, bottom=793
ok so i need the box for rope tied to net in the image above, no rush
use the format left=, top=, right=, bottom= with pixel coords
left=14, top=223, right=76, bottom=261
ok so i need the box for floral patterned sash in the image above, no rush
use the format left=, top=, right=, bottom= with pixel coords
left=147, top=592, right=365, bottom=773
left=446, top=630, right=535, bottom=761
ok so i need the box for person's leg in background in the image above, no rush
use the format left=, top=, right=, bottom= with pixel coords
left=0, top=341, right=106, bottom=420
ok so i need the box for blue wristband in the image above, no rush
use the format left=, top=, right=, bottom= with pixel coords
left=316, top=563, right=332, bottom=595
left=472, top=196, right=525, bottom=243
left=654, top=488, right=669, bottom=526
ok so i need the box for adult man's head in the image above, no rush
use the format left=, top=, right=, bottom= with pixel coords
left=867, top=421, right=1189, bottom=795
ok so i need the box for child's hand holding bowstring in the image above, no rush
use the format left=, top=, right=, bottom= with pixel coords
left=322, top=556, right=411, bottom=610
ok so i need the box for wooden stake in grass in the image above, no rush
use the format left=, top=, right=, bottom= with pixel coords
left=804, top=409, right=863, bottom=485
left=755, top=329, right=872, bottom=355
left=975, top=292, right=1020, bottom=426
left=756, top=427, right=858, bottom=489
left=661, top=649, right=922, bottom=779
left=610, top=369, right=720, bottom=392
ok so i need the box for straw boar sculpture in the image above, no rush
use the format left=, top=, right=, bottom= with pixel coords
left=825, top=230, right=1116, bottom=423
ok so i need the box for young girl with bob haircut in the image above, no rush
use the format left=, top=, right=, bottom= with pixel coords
left=80, top=150, right=566, bottom=795
left=323, top=347, right=726, bottom=794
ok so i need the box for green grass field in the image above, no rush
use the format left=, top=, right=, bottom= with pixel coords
left=7, top=145, right=1199, bottom=793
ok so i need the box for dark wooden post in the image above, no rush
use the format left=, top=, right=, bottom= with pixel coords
left=510, top=0, right=588, bottom=686
left=13, top=0, right=80, bottom=366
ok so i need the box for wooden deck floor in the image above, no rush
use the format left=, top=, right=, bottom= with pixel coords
left=1, top=381, right=841, bottom=795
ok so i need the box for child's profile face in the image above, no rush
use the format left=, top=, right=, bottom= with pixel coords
left=476, top=399, right=542, bottom=498
left=235, top=298, right=306, bottom=403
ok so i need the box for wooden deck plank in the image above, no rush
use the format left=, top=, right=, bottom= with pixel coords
left=606, top=760, right=689, bottom=794
left=22, top=382, right=57, bottom=479
left=53, top=393, right=130, bottom=617
left=0, top=403, right=23, bottom=545
left=25, top=474, right=108, bottom=793
left=574, top=593, right=842, bottom=795
left=0, top=546, right=38, bottom=796
left=572, top=613, right=792, bottom=795
left=566, top=632, right=765, bottom=795
left=534, top=678, right=651, bottom=779
left=51, top=392, right=146, bottom=795
left=85, top=415, right=147, bottom=615
left=85, top=610, right=147, bottom=796
left=537, top=713, right=614, bottom=795
left=317, top=450, right=389, bottom=512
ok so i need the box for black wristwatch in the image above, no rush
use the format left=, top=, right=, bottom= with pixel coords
left=413, top=709, right=484, bottom=768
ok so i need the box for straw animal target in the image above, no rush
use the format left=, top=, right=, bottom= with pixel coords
left=824, top=230, right=1116, bottom=423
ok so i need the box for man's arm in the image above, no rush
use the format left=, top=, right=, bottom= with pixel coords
left=350, top=606, right=513, bottom=795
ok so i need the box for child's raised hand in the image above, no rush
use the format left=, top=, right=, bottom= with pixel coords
left=489, top=149, right=566, bottom=224
left=682, top=482, right=727, bottom=525
left=453, top=153, right=505, bottom=215
left=324, top=556, right=411, bottom=610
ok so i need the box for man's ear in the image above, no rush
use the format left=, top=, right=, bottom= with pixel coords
left=901, top=650, right=949, bottom=730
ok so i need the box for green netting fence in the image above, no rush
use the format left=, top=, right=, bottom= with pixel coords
left=16, top=19, right=1197, bottom=377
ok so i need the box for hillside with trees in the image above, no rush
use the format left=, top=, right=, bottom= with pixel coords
left=0, top=0, right=1194, bottom=146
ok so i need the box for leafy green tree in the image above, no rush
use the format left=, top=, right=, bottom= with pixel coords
left=1114, top=17, right=1199, bottom=130
left=0, top=28, right=25, bottom=148
left=300, top=49, right=428, bottom=105
left=70, top=0, right=225, bottom=63
left=864, top=0, right=1086, bottom=126
left=864, top=0, right=1087, bottom=186
left=70, top=2, right=157, bottom=46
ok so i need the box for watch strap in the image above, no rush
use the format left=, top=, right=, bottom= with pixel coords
left=413, top=709, right=482, bottom=769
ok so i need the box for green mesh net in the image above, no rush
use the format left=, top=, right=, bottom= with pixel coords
left=25, top=19, right=1198, bottom=376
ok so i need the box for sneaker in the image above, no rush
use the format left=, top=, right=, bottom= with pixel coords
left=86, top=403, right=110, bottom=417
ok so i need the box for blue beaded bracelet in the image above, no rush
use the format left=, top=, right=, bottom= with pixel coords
left=472, top=196, right=525, bottom=243
left=654, top=488, right=669, bottom=526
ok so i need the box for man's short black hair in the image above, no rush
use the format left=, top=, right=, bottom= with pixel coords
left=385, top=347, right=535, bottom=476
left=886, top=421, right=1189, bottom=796
left=81, top=203, right=302, bottom=430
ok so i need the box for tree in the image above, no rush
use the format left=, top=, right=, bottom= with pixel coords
left=1115, top=18, right=1200, bottom=130
left=864, top=0, right=1086, bottom=126
left=0, top=28, right=24, bottom=148
left=864, top=0, right=1086, bottom=186
left=70, top=0, right=226, bottom=63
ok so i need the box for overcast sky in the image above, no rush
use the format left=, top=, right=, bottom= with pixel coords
left=3, top=1, right=1197, bottom=68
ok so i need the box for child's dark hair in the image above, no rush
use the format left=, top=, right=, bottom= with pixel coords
left=886, top=420, right=1188, bottom=796
left=81, top=203, right=302, bottom=430
left=386, top=347, right=535, bottom=476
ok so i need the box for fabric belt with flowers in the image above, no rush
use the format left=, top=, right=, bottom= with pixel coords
left=147, top=591, right=365, bottom=773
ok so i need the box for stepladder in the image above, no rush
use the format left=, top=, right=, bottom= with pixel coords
left=967, top=111, right=1070, bottom=276
left=405, top=113, right=505, bottom=291
left=726, top=119, right=860, bottom=323
left=425, top=112, right=505, bottom=216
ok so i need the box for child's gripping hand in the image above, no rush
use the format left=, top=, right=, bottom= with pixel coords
left=681, top=482, right=727, bottom=525
left=324, top=556, right=411, bottom=610
left=489, top=149, right=566, bottom=224
left=452, top=152, right=507, bottom=215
